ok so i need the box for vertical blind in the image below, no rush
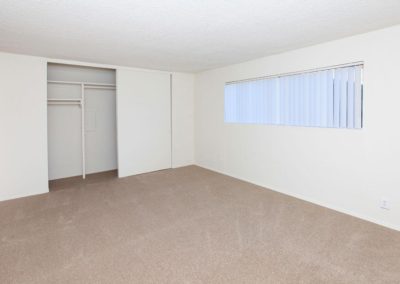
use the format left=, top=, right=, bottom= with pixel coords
left=224, top=65, right=363, bottom=128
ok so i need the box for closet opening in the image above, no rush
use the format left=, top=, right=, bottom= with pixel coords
left=47, top=63, right=118, bottom=190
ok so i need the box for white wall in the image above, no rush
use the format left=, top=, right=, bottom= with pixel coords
left=172, top=73, right=195, bottom=168
left=0, top=52, right=48, bottom=200
left=195, top=25, right=400, bottom=231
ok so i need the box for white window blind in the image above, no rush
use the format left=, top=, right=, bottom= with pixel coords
left=224, top=65, right=363, bottom=128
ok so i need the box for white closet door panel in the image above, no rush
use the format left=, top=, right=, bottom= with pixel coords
left=0, top=54, right=48, bottom=201
left=48, top=105, right=82, bottom=180
left=117, top=69, right=171, bottom=177
left=85, top=89, right=117, bottom=174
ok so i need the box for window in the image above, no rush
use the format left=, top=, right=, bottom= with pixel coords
left=224, top=64, right=363, bottom=128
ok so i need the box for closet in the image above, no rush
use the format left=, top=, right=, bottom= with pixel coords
left=47, top=63, right=117, bottom=180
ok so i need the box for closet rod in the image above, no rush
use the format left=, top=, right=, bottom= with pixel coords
left=84, top=86, right=116, bottom=90
left=47, top=98, right=82, bottom=102
left=48, top=80, right=116, bottom=87
left=47, top=102, right=81, bottom=105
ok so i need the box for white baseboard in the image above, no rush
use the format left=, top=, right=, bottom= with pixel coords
left=0, top=188, right=49, bottom=203
left=195, top=163, right=400, bottom=232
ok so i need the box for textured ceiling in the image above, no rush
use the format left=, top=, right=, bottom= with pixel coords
left=1, top=0, right=400, bottom=72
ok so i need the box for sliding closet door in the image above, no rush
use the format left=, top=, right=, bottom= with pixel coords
left=117, top=69, right=171, bottom=177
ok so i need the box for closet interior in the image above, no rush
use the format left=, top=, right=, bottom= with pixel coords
left=47, top=63, right=117, bottom=185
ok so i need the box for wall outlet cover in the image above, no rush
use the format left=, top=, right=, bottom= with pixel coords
left=380, top=198, right=390, bottom=210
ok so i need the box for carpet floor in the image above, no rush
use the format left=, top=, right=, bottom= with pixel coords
left=0, top=166, right=399, bottom=283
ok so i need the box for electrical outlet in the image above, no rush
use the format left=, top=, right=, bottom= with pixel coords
left=380, top=198, right=390, bottom=210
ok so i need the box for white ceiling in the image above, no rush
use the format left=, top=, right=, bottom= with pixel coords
left=1, top=0, right=400, bottom=72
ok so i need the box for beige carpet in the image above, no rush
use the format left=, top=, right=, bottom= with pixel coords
left=0, top=166, right=399, bottom=283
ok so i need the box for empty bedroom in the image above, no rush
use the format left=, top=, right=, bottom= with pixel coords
left=0, top=0, right=400, bottom=283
